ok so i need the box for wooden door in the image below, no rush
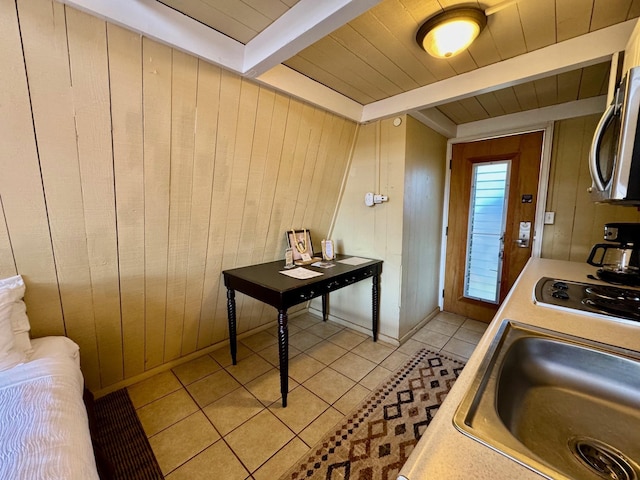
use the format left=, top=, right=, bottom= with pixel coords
left=443, top=132, right=544, bottom=322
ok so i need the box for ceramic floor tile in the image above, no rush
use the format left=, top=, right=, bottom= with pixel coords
left=396, top=339, right=429, bottom=356
left=240, top=330, right=277, bottom=352
left=329, top=351, right=376, bottom=382
left=209, top=342, right=253, bottom=368
left=202, top=387, right=265, bottom=436
left=305, top=340, right=348, bottom=365
left=289, top=314, right=322, bottom=330
left=442, top=337, right=477, bottom=360
left=424, top=318, right=459, bottom=336
left=462, top=318, right=489, bottom=333
left=359, top=365, right=393, bottom=390
left=298, top=407, right=344, bottom=447
left=137, top=389, right=199, bottom=437
left=305, top=321, right=343, bottom=339
left=128, top=371, right=182, bottom=409
left=224, top=410, right=294, bottom=473
left=411, top=327, right=451, bottom=349
left=256, top=343, right=301, bottom=367
left=269, top=385, right=330, bottom=433
left=287, top=354, right=326, bottom=384
left=433, top=311, right=466, bottom=326
left=244, top=368, right=298, bottom=407
left=165, top=439, right=249, bottom=480
left=288, top=331, right=324, bottom=351
left=453, top=327, right=484, bottom=344
left=351, top=339, right=395, bottom=364
left=303, top=368, right=355, bottom=405
left=326, top=329, right=367, bottom=350
left=252, top=438, right=310, bottom=480
left=187, top=369, right=242, bottom=408
left=333, top=384, right=371, bottom=415
left=128, top=319, right=479, bottom=480
left=286, top=323, right=303, bottom=336
left=172, top=355, right=221, bottom=386
left=379, top=351, right=411, bottom=371
left=439, top=349, right=470, bottom=364
left=226, top=353, right=273, bottom=385
left=148, top=411, right=220, bottom=475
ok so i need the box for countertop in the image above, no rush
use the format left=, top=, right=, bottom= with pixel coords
left=397, top=257, right=640, bottom=479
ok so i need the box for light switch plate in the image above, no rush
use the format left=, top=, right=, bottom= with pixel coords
left=544, top=212, right=555, bottom=224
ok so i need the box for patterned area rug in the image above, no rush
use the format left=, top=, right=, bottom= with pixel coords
left=281, top=348, right=465, bottom=480
left=92, top=389, right=164, bottom=480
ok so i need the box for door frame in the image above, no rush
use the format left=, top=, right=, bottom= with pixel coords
left=438, top=122, right=555, bottom=310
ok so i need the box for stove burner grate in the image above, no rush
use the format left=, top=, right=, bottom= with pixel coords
left=585, top=286, right=640, bottom=302
left=582, top=297, right=640, bottom=321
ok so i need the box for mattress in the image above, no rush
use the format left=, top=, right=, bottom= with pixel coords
left=0, top=336, right=99, bottom=479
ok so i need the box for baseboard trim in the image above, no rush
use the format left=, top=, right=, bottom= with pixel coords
left=307, top=306, right=400, bottom=347
left=93, top=310, right=306, bottom=398
left=397, top=307, right=441, bottom=345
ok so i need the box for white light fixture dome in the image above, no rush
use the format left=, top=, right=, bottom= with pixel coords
left=416, top=8, right=487, bottom=58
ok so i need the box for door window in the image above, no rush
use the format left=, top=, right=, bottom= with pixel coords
left=463, top=161, right=511, bottom=303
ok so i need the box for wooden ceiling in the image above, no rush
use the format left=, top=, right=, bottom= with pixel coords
left=158, top=0, right=300, bottom=44
left=430, top=61, right=610, bottom=124
left=65, top=0, right=640, bottom=129
left=283, top=0, right=637, bottom=104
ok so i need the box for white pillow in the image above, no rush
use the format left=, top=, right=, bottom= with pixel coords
left=0, top=275, right=33, bottom=356
left=0, top=289, right=25, bottom=371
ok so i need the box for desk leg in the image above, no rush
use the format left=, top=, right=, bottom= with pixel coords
left=322, top=293, right=329, bottom=322
left=227, top=289, right=237, bottom=365
left=277, top=309, right=289, bottom=407
left=372, top=274, right=379, bottom=342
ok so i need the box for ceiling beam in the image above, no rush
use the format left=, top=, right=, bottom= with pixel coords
left=456, top=95, right=607, bottom=139
left=60, top=0, right=382, bottom=79
left=409, top=110, right=457, bottom=138
left=256, top=65, right=363, bottom=121
left=361, top=20, right=636, bottom=122
left=60, top=0, right=244, bottom=72
left=244, top=0, right=382, bottom=77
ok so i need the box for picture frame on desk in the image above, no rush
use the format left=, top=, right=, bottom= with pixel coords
left=286, top=229, right=319, bottom=264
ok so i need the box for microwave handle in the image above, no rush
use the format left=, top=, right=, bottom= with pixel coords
left=588, top=103, right=615, bottom=192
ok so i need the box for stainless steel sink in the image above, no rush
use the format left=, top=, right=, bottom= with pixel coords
left=453, top=320, right=640, bottom=480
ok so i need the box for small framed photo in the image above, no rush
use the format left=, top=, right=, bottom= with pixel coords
left=321, top=239, right=335, bottom=261
left=286, top=229, right=314, bottom=261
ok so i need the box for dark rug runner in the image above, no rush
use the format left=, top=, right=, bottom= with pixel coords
left=92, top=388, right=164, bottom=480
left=281, top=348, right=465, bottom=480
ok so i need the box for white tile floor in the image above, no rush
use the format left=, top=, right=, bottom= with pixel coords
left=126, top=311, right=488, bottom=479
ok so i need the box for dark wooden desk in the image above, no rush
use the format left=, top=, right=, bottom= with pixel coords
left=222, top=254, right=383, bottom=407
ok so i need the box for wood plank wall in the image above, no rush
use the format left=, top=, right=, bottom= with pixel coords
left=0, top=0, right=357, bottom=391
left=399, top=116, right=446, bottom=340
left=541, top=114, right=640, bottom=262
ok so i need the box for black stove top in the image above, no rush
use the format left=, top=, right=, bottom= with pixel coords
left=534, top=277, right=640, bottom=323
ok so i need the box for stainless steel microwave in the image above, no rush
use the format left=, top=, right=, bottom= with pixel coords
left=589, top=66, right=640, bottom=204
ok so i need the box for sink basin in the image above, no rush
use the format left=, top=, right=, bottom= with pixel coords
left=453, top=320, right=640, bottom=480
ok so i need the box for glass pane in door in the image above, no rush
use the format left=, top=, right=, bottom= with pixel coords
left=463, top=161, right=511, bottom=303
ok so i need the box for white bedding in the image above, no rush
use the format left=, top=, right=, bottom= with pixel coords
left=0, top=337, right=99, bottom=480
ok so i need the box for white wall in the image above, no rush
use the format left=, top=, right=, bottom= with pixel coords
left=318, top=115, right=447, bottom=343
left=319, top=117, right=406, bottom=342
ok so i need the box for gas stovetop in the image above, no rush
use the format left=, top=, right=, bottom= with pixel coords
left=534, top=277, right=640, bottom=323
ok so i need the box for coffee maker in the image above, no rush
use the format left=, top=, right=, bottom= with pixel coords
left=587, top=222, right=640, bottom=286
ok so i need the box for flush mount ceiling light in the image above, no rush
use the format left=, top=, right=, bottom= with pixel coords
left=416, top=7, right=487, bottom=59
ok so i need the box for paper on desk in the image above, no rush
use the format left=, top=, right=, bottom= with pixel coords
left=338, top=256, right=370, bottom=266
left=279, top=267, right=324, bottom=279
left=311, top=261, right=335, bottom=269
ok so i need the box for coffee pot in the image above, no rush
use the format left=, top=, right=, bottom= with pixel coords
left=587, top=223, right=640, bottom=285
